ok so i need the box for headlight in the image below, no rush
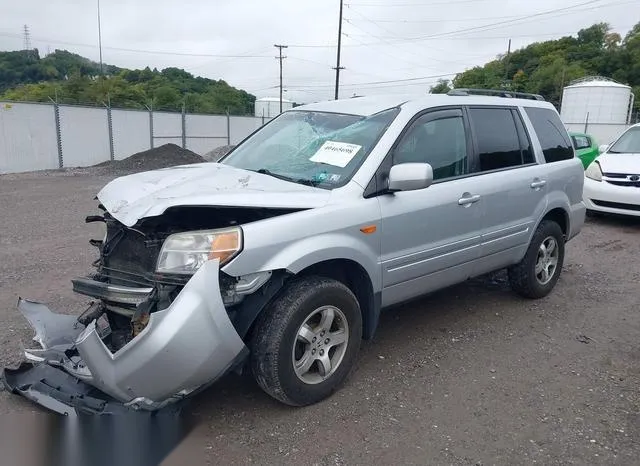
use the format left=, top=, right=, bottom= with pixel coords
left=585, top=161, right=602, bottom=182
left=156, top=227, right=242, bottom=274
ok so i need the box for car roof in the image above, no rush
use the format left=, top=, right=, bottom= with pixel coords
left=293, top=93, right=556, bottom=117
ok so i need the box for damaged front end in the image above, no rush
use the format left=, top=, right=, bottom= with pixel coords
left=3, top=205, right=288, bottom=415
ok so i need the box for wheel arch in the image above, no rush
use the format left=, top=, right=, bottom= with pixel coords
left=296, top=259, right=381, bottom=341
left=538, top=206, right=569, bottom=237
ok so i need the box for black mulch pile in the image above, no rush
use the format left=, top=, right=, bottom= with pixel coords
left=94, top=143, right=206, bottom=174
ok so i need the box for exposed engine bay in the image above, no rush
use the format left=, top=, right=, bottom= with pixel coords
left=77, top=205, right=295, bottom=352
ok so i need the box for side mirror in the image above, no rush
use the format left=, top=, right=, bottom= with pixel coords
left=388, top=163, right=433, bottom=192
left=598, top=144, right=609, bottom=154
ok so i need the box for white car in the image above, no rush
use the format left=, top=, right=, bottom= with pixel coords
left=583, top=123, right=640, bottom=217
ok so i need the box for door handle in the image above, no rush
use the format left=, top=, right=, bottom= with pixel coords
left=458, top=194, right=481, bottom=206
left=530, top=179, right=547, bottom=190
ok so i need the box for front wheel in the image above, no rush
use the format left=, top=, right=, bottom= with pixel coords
left=508, top=220, right=565, bottom=299
left=250, top=276, right=362, bottom=406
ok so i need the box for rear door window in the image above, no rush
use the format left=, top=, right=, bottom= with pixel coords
left=524, top=107, right=574, bottom=162
left=468, top=107, right=528, bottom=172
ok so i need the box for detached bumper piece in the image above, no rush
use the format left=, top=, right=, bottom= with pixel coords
left=3, top=362, right=142, bottom=416
left=2, top=260, right=248, bottom=415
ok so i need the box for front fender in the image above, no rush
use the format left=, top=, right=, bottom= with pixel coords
left=225, top=231, right=382, bottom=293
left=223, top=200, right=383, bottom=293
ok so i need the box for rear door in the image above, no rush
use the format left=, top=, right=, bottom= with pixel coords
left=465, top=106, right=549, bottom=274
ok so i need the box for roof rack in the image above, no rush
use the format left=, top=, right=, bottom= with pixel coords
left=447, top=88, right=545, bottom=101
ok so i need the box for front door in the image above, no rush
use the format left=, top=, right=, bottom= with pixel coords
left=377, top=107, right=484, bottom=307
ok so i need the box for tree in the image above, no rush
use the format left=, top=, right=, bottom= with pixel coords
left=450, top=21, right=640, bottom=107
left=0, top=48, right=256, bottom=114
left=429, top=79, right=451, bottom=94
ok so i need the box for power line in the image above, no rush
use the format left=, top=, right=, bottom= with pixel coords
left=353, top=14, right=526, bottom=23
left=356, top=0, right=605, bottom=43
left=0, top=32, right=274, bottom=58
left=346, top=0, right=492, bottom=6
left=345, top=7, right=472, bottom=67
left=345, top=0, right=616, bottom=45
left=343, top=22, right=426, bottom=69
left=343, top=24, right=636, bottom=43
left=287, top=72, right=458, bottom=89
left=291, top=0, right=624, bottom=48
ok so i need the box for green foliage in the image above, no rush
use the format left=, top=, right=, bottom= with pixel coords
left=452, top=22, right=640, bottom=109
left=0, top=49, right=255, bottom=115
left=429, top=79, right=452, bottom=94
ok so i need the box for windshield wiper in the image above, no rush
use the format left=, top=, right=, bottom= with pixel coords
left=252, top=169, right=322, bottom=187
left=253, top=168, right=295, bottom=182
left=295, top=178, right=321, bottom=187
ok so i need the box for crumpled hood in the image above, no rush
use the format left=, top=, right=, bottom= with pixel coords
left=596, top=153, right=640, bottom=174
left=97, top=163, right=331, bottom=226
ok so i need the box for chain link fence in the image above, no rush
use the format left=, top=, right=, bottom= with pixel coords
left=0, top=100, right=271, bottom=174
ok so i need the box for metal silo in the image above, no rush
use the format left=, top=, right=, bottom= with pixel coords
left=560, top=76, right=635, bottom=143
left=254, top=97, right=294, bottom=118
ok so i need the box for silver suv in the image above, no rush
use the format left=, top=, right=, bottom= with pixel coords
left=5, top=90, right=586, bottom=414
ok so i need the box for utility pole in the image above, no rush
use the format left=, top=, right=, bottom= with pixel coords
left=274, top=44, right=288, bottom=114
left=559, top=67, right=567, bottom=107
left=334, top=0, right=345, bottom=100
left=97, top=0, right=104, bottom=76
left=503, top=38, right=511, bottom=85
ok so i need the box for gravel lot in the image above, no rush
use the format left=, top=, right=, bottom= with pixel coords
left=1, top=169, right=639, bottom=465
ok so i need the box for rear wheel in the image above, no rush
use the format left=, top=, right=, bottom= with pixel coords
left=508, top=220, right=565, bottom=299
left=250, top=276, right=362, bottom=406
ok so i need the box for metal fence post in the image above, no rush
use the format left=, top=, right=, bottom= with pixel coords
left=262, top=109, right=265, bottom=126
left=145, top=104, right=154, bottom=149
left=104, top=95, right=114, bottom=161
left=226, top=108, right=231, bottom=146
left=48, top=96, right=63, bottom=168
left=181, top=102, right=187, bottom=149
left=584, top=112, right=589, bottom=133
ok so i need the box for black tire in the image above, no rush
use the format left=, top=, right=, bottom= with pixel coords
left=250, top=276, right=362, bottom=406
left=508, top=220, right=565, bottom=299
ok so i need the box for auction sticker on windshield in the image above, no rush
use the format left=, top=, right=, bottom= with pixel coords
left=309, top=141, right=362, bottom=168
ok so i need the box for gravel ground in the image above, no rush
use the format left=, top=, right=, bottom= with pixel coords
left=1, top=170, right=639, bottom=465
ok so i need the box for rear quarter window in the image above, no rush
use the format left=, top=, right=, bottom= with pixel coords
left=524, top=107, right=574, bottom=163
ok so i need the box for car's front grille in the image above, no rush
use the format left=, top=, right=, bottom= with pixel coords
left=603, top=173, right=640, bottom=188
left=591, top=199, right=640, bottom=211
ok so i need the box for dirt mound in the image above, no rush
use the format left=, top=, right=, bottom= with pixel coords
left=203, top=145, right=235, bottom=162
left=95, top=143, right=205, bottom=174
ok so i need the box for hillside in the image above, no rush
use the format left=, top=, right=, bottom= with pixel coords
left=431, top=22, right=640, bottom=109
left=0, top=49, right=255, bottom=115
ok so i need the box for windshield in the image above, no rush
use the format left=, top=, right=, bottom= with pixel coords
left=222, top=108, right=399, bottom=189
left=609, top=127, right=640, bottom=154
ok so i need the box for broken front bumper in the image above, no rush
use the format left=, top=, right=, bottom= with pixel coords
left=3, top=260, right=248, bottom=413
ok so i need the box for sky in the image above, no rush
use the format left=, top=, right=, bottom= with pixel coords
left=0, top=0, right=635, bottom=104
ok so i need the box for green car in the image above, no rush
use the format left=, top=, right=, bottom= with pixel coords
left=569, top=132, right=600, bottom=169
